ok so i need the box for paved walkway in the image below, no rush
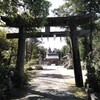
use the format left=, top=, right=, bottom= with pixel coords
left=11, top=65, right=87, bottom=100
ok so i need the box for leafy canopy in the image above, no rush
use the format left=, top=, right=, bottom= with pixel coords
left=53, top=0, right=100, bottom=16
left=0, top=0, right=51, bottom=21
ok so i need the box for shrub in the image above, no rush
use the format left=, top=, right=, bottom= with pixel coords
left=0, top=66, right=14, bottom=99
left=27, top=66, right=35, bottom=71
left=11, top=69, right=30, bottom=88
left=35, top=65, right=43, bottom=70
left=26, top=59, right=39, bottom=66
left=87, top=66, right=100, bottom=92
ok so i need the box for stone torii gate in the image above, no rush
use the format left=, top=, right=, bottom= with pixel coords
left=1, top=13, right=94, bottom=87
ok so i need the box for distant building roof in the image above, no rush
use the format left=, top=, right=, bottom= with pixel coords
left=46, top=53, right=59, bottom=59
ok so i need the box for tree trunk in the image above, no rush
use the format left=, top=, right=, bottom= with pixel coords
left=8, top=54, right=12, bottom=65
left=29, top=44, right=33, bottom=60
left=25, top=40, right=28, bottom=62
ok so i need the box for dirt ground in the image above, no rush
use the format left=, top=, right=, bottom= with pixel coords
left=10, top=65, right=87, bottom=100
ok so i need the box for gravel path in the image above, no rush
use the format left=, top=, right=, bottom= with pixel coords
left=11, top=65, right=86, bottom=100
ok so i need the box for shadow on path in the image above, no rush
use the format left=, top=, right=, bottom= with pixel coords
left=9, top=68, right=86, bottom=100
left=10, top=86, right=84, bottom=100
left=36, top=73, right=74, bottom=79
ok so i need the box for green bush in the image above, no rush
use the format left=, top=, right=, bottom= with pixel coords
left=0, top=66, right=14, bottom=99
left=26, top=59, right=39, bottom=66
left=87, top=66, right=100, bottom=92
left=11, top=69, right=30, bottom=88
left=35, top=65, right=43, bottom=70
left=95, top=67, right=100, bottom=92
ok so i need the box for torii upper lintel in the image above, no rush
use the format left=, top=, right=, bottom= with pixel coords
left=1, top=13, right=94, bottom=27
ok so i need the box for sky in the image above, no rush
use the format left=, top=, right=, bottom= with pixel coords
left=39, top=0, right=66, bottom=50
left=47, top=0, right=64, bottom=9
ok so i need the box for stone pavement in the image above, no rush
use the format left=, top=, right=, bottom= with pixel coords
left=11, top=65, right=87, bottom=100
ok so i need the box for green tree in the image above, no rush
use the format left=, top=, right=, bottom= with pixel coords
left=53, top=0, right=100, bottom=16
left=0, top=28, right=18, bottom=66
left=0, top=28, right=9, bottom=65
left=25, top=38, right=40, bottom=61
left=0, top=0, right=51, bottom=17
left=93, top=28, right=100, bottom=68
left=61, top=45, right=69, bottom=56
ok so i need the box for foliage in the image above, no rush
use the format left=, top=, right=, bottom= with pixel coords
left=25, top=38, right=39, bottom=61
left=6, top=68, right=29, bottom=88
left=84, top=29, right=100, bottom=92
left=25, top=38, right=46, bottom=62
left=0, top=0, right=51, bottom=33
left=0, top=0, right=51, bottom=18
left=0, top=29, right=9, bottom=50
left=35, top=65, right=43, bottom=70
left=68, top=86, right=87, bottom=99
left=96, top=67, right=100, bottom=87
left=92, top=30, right=100, bottom=68
left=32, top=45, right=46, bottom=59
left=53, top=0, right=100, bottom=16
left=0, top=28, right=18, bottom=65
left=0, top=64, right=30, bottom=99
left=61, top=45, right=69, bottom=56
left=0, top=29, right=10, bottom=64
left=90, top=29, right=100, bottom=92
left=0, top=65, right=14, bottom=99
left=25, top=59, right=39, bottom=67
left=79, top=37, right=87, bottom=62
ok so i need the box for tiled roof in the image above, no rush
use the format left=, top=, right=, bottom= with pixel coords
left=46, top=53, right=59, bottom=59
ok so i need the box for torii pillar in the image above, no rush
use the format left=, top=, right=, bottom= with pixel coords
left=70, top=24, right=83, bottom=87
left=16, top=27, right=26, bottom=86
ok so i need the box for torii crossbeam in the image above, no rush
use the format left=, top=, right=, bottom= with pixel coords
left=6, top=30, right=90, bottom=39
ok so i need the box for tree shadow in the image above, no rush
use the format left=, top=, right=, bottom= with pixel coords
left=36, top=73, right=74, bottom=79
left=9, top=79, right=87, bottom=100
left=9, top=85, right=86, bottom=100
left=42, top=69, right=55, bottom=71
left=9, top=69, right=85, bottom=100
